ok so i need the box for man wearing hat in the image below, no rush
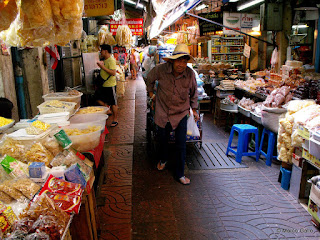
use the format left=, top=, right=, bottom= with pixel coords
left=146, top=44, right=199, bottom=185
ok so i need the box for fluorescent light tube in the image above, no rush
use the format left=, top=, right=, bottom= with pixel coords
left=229, top=0, right=239, bottom=2
left=195, top=4, right=207, bottom=11
left=124, top=0, right=144, bottom=9
left=292, top=25, right=309, bottom=28
left=237, top=0, right=264, bottom=11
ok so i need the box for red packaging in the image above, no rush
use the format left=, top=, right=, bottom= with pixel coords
left=43, top=175, right=83, bottom=196
left=39, top=190, right=81, bottom=214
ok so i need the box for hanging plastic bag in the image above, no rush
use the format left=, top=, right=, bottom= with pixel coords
left=187, top=108, right=200, bottom=137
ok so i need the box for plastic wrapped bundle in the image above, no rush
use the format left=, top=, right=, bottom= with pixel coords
left=17, top=0, right=54, bottom=47
left=98, top=26, right=107, bottom=45
left=116, top=25, right=133, bottom=47
left=0, top=0, right=18, bottom=31
left=50, top=0, right=84, bottom=46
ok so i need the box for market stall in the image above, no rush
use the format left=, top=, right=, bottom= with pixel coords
left=0, top=89, right=109, bottom=239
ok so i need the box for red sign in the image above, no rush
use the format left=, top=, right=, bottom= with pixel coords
left=110, top=18, right=144, bottom=36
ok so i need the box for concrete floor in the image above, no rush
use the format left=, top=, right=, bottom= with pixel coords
left=97, top=73, right=320, bottom=240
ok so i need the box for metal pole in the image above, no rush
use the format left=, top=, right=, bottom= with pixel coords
left=186, top=12, right=276, bottom=47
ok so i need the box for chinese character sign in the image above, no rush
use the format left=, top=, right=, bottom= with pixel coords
left=84, top=0, right=114, bottom=17
left=110, top=19, right=144, bottom=36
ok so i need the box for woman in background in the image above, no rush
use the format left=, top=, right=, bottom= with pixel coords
left=130, top=49, right=137, bottom=80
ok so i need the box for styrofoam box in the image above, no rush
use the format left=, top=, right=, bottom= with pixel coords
left=43, top=92, right=83, bottom=109
left=62, top=125, right=103, bottom=152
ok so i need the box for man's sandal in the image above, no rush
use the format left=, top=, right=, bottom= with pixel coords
left=179, top=176, right=190, bottom=185
left=111, top=121, right=118, bottom=127
left=157, top=161, right=167, bottom=171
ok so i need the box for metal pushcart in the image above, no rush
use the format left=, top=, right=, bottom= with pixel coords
left=146, top=98, right=203, bottom=149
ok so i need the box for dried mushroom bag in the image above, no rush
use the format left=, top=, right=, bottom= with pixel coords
left=0, top=190, right=14, bottom=204
left=43, top=136, right=63, bottom=157
left=25, top=142, right=54, bottom=166
left=9, top=178, right=41, bottom=200
left=0, top=138, right=27, bottom=163
left=0, top=0, right=18, bottom=31
left=0, top=181, right=27, bottom=202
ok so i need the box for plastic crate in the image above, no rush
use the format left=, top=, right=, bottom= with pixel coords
left=37, top=101, right=76, bottom=115
left=43, top=92, right=83, bottom=109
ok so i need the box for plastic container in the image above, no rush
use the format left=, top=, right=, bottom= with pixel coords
left=43, top=92, right=83, bottom=109
left=69, top=114, right=108, bottom=128
left=37, top=101, right=76, bottom=115
left=280, top=166, right=292, bottom=190
left=250, top=112, right=262, bottom=124
left=0, top=120, right=15, bottom=133
left=220, top=102, right=238, bottom=112
left=76, top=106, right=109, bottom=115
left=238, top=105, right=251, bottom=117
left=62, top=125, right=103, bottom=152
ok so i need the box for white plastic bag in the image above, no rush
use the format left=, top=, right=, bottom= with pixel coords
left=187, top=109, right=200, bottom=137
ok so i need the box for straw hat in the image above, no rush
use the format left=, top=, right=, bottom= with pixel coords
left=163, top=44, right=195, bottom=63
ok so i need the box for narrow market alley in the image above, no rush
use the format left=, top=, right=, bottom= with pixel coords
left=97, top=74, right=320, bottom=240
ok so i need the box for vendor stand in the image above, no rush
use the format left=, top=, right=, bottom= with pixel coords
left=0, top=91, right=110, bottom=239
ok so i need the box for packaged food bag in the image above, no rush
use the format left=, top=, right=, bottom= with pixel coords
left=64, top=164, right=86, bottom=189
left=29, top=162, right=46, bottom=178
left=0, top=155, right=28, bottom=178
left=42, top=175, right=83, bottom=196
left=0, top=201, right=17, bottom=234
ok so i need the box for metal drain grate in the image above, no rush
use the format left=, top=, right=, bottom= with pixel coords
left=186, top=142, right=247, bottom=170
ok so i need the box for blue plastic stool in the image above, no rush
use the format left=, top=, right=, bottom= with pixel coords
left=226, top=124, right=260, bottom=164
left=259, top=128, right=278, bottom=166
left=280, top=167, right=292, bottom=190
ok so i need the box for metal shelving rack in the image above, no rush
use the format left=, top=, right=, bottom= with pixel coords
left=210, top=36, right=244, bottom=64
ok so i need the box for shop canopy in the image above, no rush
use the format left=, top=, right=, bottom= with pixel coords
left=148, top=0, right=201, bottom=39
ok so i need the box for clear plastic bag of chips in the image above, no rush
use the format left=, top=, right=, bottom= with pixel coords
left=0, top=0, right=18, bottom=31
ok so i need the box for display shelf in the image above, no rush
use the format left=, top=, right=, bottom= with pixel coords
left=210, top=35, right=244, bottom=64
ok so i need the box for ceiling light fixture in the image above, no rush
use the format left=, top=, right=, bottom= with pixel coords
left=237, top=0, right=264, bottom=11
left=292, top=24, right=309, bottom=28
left=229, top=0, right=239, bottom=2
left=124, top=0, right=144, bottom=9
left=195, top=4, right=208, bottom=11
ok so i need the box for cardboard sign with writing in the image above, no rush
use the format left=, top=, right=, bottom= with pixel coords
left=84, top=0, right=114, bottom=17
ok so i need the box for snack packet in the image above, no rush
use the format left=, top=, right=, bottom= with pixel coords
left=39, top=190, right=81, bottom=214
left=42, top=175, right=83, bottom=196
left=1, top=155, right=28, bottom=178
left=54, top=130, right=72, bottom=149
